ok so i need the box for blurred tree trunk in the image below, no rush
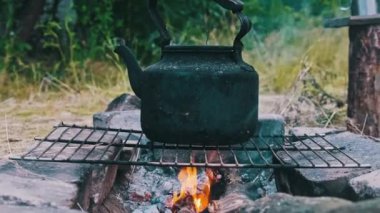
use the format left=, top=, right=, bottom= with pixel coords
left=347, top=25, right=380, bottom=137
left=18, top=0, right=46, bottom=41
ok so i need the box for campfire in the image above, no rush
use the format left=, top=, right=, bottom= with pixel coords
left=171, top=167, right=215, bottom=213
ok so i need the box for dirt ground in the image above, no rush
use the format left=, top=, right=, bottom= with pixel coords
left=0, top=89, right=121, bottom=157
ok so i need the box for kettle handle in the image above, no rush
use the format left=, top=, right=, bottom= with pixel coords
left=147, top=0, right=251, bottom=50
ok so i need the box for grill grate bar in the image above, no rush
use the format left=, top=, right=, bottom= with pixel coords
left=36, top=126, right=71, bottom=159
left=305, top=134, right=346, bottom=167
left=83, top=129, right=109, bottom=160
left=259, top=137, right=286, bottom=166
left=271, top=137, right=300, bottom=167
left=113, top=132, right=133, bottom=161
left=10, top=123, right=371, bottom=169
left=293, top=134, right=332, bottom=167
left=32, top=136, right=340, bottom=152
left=316, top=134, right=364, bottom=166
left=283, top=136, right=316, bottom=167
left=249, top=138, right=271, bottom=166
left=52, top=127, right=85, bottom=160
left=241, top=142, right=257, bottom=167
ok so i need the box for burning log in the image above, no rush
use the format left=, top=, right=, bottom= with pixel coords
left=171, top=167, right=216, bottom=213
left=172, top=196, right=197, bottom=213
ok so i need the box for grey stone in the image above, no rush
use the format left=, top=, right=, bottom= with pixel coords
left=327, top=198, right=380, bottom=213
left=210, top=192, right=352, bottom=213
left=256, top=114, right=285, bottom=137
left=247, top=193, right=351, bottom=213
left=106, top=93, right=141, bottom=112
left=93, top=110, right=141, bottom=131
left=0, top=205, right=81, bottom=213
left=2, top=128, right=124, bottom=211
left=275, top=128, right=380, bottom=200
left=0, top=161, right=77, bottom=208
left=245, top=193, right=352, bottom=213
left=144, top=205, right=160, bottom=213
left=289, top=127, right=343, bottom=137
left=0, top=160, right=81, bottom=206
left=349, top=169, right=380, bottom=200
left=162, top=181, right=173, bottom=194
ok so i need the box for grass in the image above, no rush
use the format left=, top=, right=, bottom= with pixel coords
left=0, top=26, right=350, bottom=157
left=247, top=27, right=349, bottom=97
left=0, top=85, right=128, bottom=157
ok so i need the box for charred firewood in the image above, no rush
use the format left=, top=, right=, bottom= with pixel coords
left=172, top=196, right=197, bottom=213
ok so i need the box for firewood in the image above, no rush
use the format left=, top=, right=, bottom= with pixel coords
left=172, top=196, right=196, bottom=213
left=178, top=207, right=196, bottom=213
left=208, top=193, right=253, bottom=213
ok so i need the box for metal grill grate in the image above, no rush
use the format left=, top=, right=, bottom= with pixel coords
left=10, top=123, right=371, bottom=169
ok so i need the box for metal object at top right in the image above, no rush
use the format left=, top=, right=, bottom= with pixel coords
left=351, top=0, right=379, bottom=16
left=325, top=0, right=380, bottom=28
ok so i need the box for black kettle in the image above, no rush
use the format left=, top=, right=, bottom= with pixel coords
left=115, top=0, right=259, bottom=144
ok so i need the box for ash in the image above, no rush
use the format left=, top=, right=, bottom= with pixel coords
left=117, top=151, right=277, bottom=213
left=123, top=166, right=179, bottom=212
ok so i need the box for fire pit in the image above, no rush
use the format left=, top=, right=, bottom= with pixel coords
left=6, top=1, right=377, bottom=211
left=10, top=116, right=370, bottom=212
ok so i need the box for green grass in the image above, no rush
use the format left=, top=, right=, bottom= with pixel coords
left=0, top=26, right=349, bottom=100
left=246, top=27, right=349, bottom=97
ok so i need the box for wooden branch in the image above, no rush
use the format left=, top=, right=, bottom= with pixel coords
left=324, top=15, right=380, bottom=28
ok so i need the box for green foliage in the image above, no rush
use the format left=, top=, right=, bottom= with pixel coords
left=0, top=0, right=347, bottom=99
left=75, top=0, right=118, bottom=59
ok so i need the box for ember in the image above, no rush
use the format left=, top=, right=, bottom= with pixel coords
left=172, top=167, right=215, bottom=213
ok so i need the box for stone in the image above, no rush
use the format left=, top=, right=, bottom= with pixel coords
left=1, top=154, right=119, bottom=211
left=328, top=198, right=380, bottom=213
left=0, top=161, right=77, bottom=208
left=93, top=110, right=141, bottom=131
left=144, top=205, right=160, bottom=213
left=106, top=93, right=141, bottom=112
left=2, top=126, right=126, bottom=211
left=289, top=127, right=343, bottom=138
left=256, top=114, right=285, bottom=137
left=210, top=192, right=352, bottom=213
left=349, top=169, right=380, bottom=200
left=275, top=128, right=380, bottom=200
left=162, top=181, right=173, bottom=194
left=245, top=193, right=352, bottom=213
left=0, top=205, right=81, bottom=213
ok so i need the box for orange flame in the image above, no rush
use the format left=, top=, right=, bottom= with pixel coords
left=172, top=167, right=214, bottom=212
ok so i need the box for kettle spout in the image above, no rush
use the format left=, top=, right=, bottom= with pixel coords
left=114, top=38, right=142, bottom=98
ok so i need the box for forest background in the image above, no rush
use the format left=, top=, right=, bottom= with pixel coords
left=0, top=0, right=351, bottom=154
